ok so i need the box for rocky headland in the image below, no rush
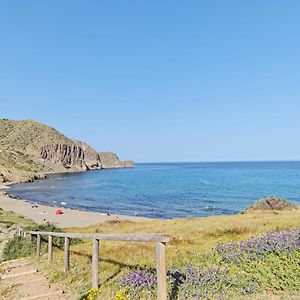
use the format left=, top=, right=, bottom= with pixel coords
left=0, top=119, right=133, bottom=184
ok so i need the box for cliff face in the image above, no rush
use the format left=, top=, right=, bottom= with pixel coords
left=74, top=141, right=101, bottom=170
left=40, top=144, right=86, bottom=170
left=99, top=152, right=134, bottom=169
left=0, top=119, right=133, bottom=183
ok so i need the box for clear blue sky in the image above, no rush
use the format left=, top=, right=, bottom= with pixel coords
left=1, top=1, right=300, bottom=162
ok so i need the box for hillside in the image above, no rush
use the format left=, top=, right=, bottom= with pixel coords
left=0, top=119, right=133, bottom=183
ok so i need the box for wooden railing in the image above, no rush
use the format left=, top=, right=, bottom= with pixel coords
left=16, top=227, right=171, bottom=300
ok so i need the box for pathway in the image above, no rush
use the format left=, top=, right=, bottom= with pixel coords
left=0, top=257, right=74, bottom=300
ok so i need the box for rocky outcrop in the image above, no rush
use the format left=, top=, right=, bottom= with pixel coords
left=39, top=145, right=133, bottom=172
left=39, top=143, right=136, bottom=171
left=0, top=167, right=46, bottom=184
left=40, top=144, right=86, bottom=170
left=243, top=196, right=298, bottom=212
left=75, top=141, right=102, bottom=170
left=38, top=145, right=134, bottom=171
left=99, top=152, right=134, bottom=169
left=0, top=119, right=134, bottom=183
left=0, top=171, right=8, bottom=183
left=122, top=160, right=134, bottom=168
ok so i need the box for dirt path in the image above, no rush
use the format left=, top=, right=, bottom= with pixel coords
left=0, top=258, right=75, bottom=300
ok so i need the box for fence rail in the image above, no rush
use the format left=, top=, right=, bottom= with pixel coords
left=16, top=227, right=171, bottom=300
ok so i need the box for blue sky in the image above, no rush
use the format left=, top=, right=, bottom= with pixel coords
left=1, top=1, right=300, bottom=162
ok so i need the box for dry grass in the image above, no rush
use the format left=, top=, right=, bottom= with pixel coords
left=30, top=209, right=300, bottom=298
left=2, top=205, right=300, bottom=298
left=0, top=208, right=34, bottom=228
left=0, top=119, right=71, bottom=150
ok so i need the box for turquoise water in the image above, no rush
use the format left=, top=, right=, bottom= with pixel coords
left=7, top=162, right=300, bottom=219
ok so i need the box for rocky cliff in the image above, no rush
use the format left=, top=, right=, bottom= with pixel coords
left=40, top=143, right=87, bottom=170
left=0, top=119, right=133, bottom=183
left=99, top=152, right=134, bottom=169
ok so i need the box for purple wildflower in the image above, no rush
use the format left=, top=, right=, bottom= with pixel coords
left=120, top=269, right=157, bottom=290
left=215, top=228, right=300, bottom=263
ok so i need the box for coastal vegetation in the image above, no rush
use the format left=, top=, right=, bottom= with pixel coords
left=1, top=199, right=299, bottom=299
left=244, top=195, right=298, bottom=212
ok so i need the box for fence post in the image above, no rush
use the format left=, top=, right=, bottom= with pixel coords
left=48, top=235, right=53, bottom=262
left=156, top=242, right=167, bottom=300
left=64, top=237, right=70, bottom=272
left=92, top=239, right=99, bottom=288
left=28, top=233, right=33, bottom=241
left=36, top=234, right=41, bottom=257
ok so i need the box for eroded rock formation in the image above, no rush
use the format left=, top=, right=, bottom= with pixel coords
left=0, top=119, right=134, bottom=183
left=40, top=144, right=86, bottom=169
left=99, top=152, right=134, bottom=168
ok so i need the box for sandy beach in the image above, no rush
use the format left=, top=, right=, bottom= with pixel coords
left=0, top=191, right=146, bottom=228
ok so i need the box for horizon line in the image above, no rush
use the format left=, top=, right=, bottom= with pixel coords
left=135, top=159, right=300, bottom=164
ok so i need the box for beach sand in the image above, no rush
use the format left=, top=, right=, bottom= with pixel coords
left=0, top=191, right=146, bottom=228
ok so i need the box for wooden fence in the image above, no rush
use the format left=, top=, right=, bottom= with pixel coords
left=16, top=227, right=171, bottom=300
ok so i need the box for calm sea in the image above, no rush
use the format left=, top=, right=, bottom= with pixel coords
left=7, top=162, right=300, bottom=219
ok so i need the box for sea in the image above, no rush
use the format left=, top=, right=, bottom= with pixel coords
left=6, top=161, right=300, bottom=219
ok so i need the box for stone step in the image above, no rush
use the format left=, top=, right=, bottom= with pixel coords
left=21, top=291, right=64, bottom=300
left=1, top=257, right=29, bottom=267
left=2, top=263, right=37, bottom=275
left=0, top=259, right=73, bottom=299
left=1, top=260, right=31, bottom=271
left=1, top=269, right=38, bottom=280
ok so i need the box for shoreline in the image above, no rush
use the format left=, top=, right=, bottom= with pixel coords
left=0, top=168, right=146, bottom=228
left=0, top=191, right=147, bottom=228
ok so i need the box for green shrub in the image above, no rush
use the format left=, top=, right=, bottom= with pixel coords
left=2, top=236, right=35, bottom=260
left=245, top=196, right=298, bottom=211
left=24, top=223, right=82, bottom=247
left=24, top=223, right=66, bottom=247
left=0, top=220, right=14, bottom=228
left=24, top=223, right=62, bottom=233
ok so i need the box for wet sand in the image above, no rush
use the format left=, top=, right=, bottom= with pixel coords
left=0, top=191, right=147, bottom=228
